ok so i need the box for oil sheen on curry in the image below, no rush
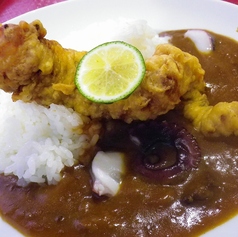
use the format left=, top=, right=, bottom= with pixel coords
left=0, top=30, right=238, bottom=237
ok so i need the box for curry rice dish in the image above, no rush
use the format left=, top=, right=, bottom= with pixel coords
left=0, top=20, right=238, bottom=237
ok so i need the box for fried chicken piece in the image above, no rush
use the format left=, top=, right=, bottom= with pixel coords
left=183, top=89, right=238, bottom=137
left=0, top=20, right=205, bottom=123
left=0, top=20, right=86, bottom=105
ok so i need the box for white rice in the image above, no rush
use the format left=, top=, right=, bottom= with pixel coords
left=0, top=90, right=89, bottom=186
left=60, top=18, right=170, bottom=60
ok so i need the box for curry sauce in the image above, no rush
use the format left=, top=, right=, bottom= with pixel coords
left=0, top=30, right=238, bottom=237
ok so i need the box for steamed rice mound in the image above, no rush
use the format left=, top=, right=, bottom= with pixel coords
left=61, top=19, right=170, bottom=60
left=0, top=90, right=98, bottom=186
left=0, top=19, right=166, bottom=187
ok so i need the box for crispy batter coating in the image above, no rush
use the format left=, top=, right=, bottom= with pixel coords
left=183, top=89, right=238, bottom=137
left=0, top=20, right=204, bottom=123
left=0, top=20, right=86, bottom=106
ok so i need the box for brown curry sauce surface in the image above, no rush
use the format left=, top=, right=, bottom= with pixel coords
left=0, top=30, right=238, bottom=237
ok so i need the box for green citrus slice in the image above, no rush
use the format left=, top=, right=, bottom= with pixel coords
left=75, top=41, right=146, bottom=103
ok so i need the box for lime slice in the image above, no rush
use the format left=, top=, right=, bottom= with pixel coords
left=75, top=41, right=146, bottom=103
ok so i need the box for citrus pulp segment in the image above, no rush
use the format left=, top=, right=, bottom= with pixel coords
left=75, top=41, right=146, bottom=103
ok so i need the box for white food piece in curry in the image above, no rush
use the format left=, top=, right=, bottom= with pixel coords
left=91, top=151, right=125, bottom=196
left=185, top=29, right=213, bottom=53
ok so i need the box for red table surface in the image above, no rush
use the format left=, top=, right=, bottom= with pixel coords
left=0, top=0, right=65, bottom=23
left=0, top=0, right=238, bottom=23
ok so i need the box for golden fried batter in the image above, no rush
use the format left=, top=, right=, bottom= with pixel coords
left=183, top=89, right=238, bottom=137
left=0, top=20, right=86, bottom=105
left=0, top=20, right=204, bottom=123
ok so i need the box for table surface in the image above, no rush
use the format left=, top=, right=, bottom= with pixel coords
left=0, top=0, right=65, bottom=23
left=0, top=0, right=237, bottom=23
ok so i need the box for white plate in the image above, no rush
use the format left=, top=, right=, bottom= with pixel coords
left=1, top=0, right=238, bottom=236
